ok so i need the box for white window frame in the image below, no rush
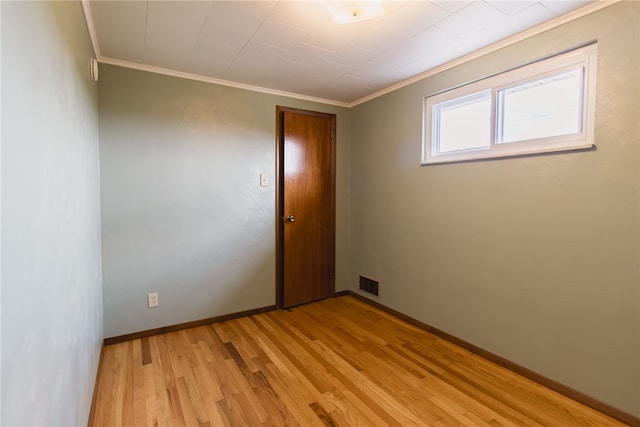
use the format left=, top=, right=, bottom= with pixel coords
left=422, top=44, right=597, bottom=165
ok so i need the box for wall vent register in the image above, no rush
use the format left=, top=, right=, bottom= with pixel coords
left=359, top=276, right=379, bottom=296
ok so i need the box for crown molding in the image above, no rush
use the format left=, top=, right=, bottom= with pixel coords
left=80, top=0, right=348, bottom=107
left=97, top=57, right=351, bottom=108
left=349, top=0, right=620, bottom=107
left=80, top=0, right=100, bottom=59
left=80, top=0, right=619, bottom=109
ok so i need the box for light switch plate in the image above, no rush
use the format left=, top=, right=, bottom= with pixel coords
left=260, top=173, right=269, bottom=187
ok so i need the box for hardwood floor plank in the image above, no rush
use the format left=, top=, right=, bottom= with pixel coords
left=252, top=369, right=300, bottom=426
left=221, top=355, right=271, bottom=423
left=323, top=389, right=391, bottom=427
left=253, top=314, right=340, bottom=396
left=142, top=364, right=159, bottom=427
left=132, top=339, right=148, bottom=427
left=251, top=316, right=362, bottom=427
left=141, top=337, right=152, bottom=365
left=258, top=316, right=403, bottom=426
left=317, top=338, right=432, bottom=426
left=177, top=347, right=211, bottom=425
left=115, top=342, right=134, bottom=427
left=223, top=319, right=263, bottom=374
left=91, top=296, right=630, bottom=427
left=96, top=344, right=117, bottom=427
left=278, top=302, right=492, bottom=425
left=201, top=395, right=227, bottom=427
left=175, top=376, right=208, bottom=426
left=400, top=341, right=545, bottom=426
left=148, top=336, right=173, bottom=427
left=260, top=361, right=331, bottom=427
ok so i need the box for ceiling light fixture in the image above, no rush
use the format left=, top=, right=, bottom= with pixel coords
left=327, top=0, right=385, bottom=24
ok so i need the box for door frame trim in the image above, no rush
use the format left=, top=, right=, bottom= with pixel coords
left=275, top=106, right=337, bottom=308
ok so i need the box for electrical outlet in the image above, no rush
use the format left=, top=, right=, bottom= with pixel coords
left=147, top=292, right=159, bottom=308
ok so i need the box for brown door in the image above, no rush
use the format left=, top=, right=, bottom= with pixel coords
left=276, top=106, right=336, bottom=308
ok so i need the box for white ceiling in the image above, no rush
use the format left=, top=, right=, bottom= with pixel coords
left=83, top=0, right=603, bottom=106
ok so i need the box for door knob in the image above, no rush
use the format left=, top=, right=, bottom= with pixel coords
left=286, top=215, right=295, bottom=222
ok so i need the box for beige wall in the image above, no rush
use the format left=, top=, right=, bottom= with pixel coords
left=349, top=1, right=639, bottom=417
left=99, top=64, right=350, bottom=338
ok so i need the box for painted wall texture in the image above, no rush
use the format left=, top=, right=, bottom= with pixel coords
left=349, top=1, right=639, bottom=417
left=98, top=64, right=350, bottom=338
left=2, top=0, right=637, bottom=422
left=1, top=1, right=103, bottom=426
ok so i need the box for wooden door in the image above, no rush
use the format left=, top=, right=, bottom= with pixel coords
left=276, top=107, right=336, bottom=308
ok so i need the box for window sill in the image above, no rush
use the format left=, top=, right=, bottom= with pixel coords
left=421, top=142, right=595, bottom=165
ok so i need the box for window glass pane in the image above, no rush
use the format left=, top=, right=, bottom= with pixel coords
left=437, top=95, right=491, bottom=153
left=498, top=69, right=582, bottom=144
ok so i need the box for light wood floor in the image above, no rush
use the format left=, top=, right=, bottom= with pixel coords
left=91, top=295, right=627, bottom=426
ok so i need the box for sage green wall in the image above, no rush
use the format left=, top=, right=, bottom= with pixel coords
left=350, top=1, right=639, bottom=417
left=99, top=64, right=350, bottom=338
left=1, top=1, right=103, bottom=425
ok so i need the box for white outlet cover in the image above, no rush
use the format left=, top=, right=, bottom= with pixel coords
left=147, top=292, right=158, bottom=308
